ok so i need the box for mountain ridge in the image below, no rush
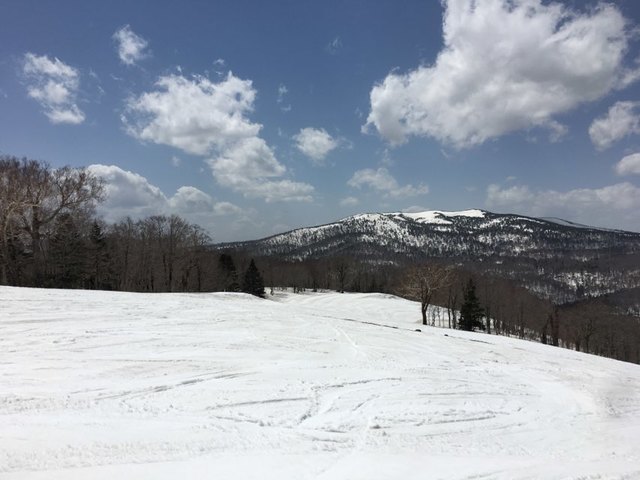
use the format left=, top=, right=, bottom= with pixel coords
left=219, top=208, right=640, bottom=258
left=216, top=209, right=640, bottom=303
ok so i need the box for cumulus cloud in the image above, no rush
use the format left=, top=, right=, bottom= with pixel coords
left=124, top=72, right=314, bottom=202
left=113, top=25, right=149, bottom=66
left=213, top=201, right=244, bottom=216
left=87, top=164, right=243, bottom=225
left=86, top=164, right=169, bottom=218
left=486, top=182, right=640, bottom=231
left=22, top=53, right=85, bottom=124
left=208, top=137, right=313, bottom=202
left=364, top=0, right=638, bottom=148
left=615, top=153, right=640, bottom=176
left=589, top=101, right=640, bottom=150
left=123, top=73, right=259, bottom=155
left=168, top=186, right=217, bottom=214
left=293, top=127, right=339, bottom=164
left=347, top=167, right=428, bottom=198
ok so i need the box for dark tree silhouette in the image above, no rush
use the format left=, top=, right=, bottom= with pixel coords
left=458, top=278, right=485, bottom=331
left=47, top=213, right=88, bottom=288
left=218, top=253, right=239, bottom=292
left=88, top=220, right=110, bottom=290
left=242, top=259, right=265, bottom=298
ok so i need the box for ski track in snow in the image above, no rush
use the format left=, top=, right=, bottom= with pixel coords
left=1, top=287, right=640, bottom=479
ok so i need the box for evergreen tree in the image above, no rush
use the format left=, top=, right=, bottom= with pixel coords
left=458, top=278, right=485, bottom=331
left=218, top=253, right=239, bottom=291
left=242, top=258, right=265, bottom=298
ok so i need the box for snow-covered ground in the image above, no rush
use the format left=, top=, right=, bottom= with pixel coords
left=1, top=286, right=640, bottom=479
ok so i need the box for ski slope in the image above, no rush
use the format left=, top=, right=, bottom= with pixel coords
left=1, top=286, right=639, bottom=479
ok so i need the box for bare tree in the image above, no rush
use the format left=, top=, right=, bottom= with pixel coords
left=399, top=263, right=453, bottom=326
left=0, top=157, right=27, bottom=284
left=0, top=157, right=104, bottom=285
left=333, top=258, right=351, bottom=293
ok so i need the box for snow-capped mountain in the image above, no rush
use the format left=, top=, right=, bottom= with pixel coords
left=219, top=209, right=640, bottom=303
left=223, top=209, right=640, bottom=262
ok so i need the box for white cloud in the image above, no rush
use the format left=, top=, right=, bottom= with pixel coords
left=486, top=182, right=640, bottom=231
left=22, top=53, right=85, bottom=124
left=170, top=156, right=182, bottom=167
left=293, top=127, right=339, bottom=164
left=87, top=164, right=168, bottom=218
left=213, top=201, right=244, bottom=216
left=615, top=153, right=640, bottom=176
left=364, top=0, right=638, bottom=148
left=124, top=72, right=314, bottom=202
left=168, top=186, right=216, bottom=214
left=209, top=137, right=285, bottom=183
left=339, top=196, right=359, bottom=207
left=87, top=164, right=244, bottom=227
left=347, top=167, right=428, bottom=198
left=113, top=25, right=149, bottom=66
left=123, top=73, right=259, bottom=155
left=589, top=101, right=640, bottom=150
left=208, top=137, right=314, bottom=202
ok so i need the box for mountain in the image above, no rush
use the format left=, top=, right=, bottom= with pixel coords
left=222, top=209, right=639, bottom=261
left=218, top=209, right=640, bottom=303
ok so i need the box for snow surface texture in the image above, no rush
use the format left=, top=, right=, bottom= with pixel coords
left=399, top=210, right=487, bottom=225
left=1, top=286, right=640, bottom=479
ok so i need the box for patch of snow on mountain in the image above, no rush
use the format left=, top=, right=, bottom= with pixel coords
left=398, top=209, right=486, bottom=225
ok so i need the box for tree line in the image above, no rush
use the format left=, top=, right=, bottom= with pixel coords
left=0, top=156, right=266, bottom=297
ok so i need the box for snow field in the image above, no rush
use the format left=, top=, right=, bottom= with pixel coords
left=1, top=286, right=639, bottom=479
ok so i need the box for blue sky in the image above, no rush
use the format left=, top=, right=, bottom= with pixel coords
left=2, top=0, right=640, bottom=241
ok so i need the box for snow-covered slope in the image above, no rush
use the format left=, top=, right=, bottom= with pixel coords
left=399, top=209, right=487, bottom=225
left=1, top=286, right=639, bottom=479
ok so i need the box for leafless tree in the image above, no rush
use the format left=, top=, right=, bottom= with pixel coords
left=399, top=263, right=453, bottom=325
left=0, top=157, right=104, bottom=285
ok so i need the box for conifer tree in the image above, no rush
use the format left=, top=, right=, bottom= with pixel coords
left=458, top=278, right=485, bottom=331
left=242, top=258, right=265, bottom=298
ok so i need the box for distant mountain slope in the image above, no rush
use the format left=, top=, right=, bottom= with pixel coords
left=222, top=209, right=640, bottom=261
left=217, top=209, right=640, bottom=303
